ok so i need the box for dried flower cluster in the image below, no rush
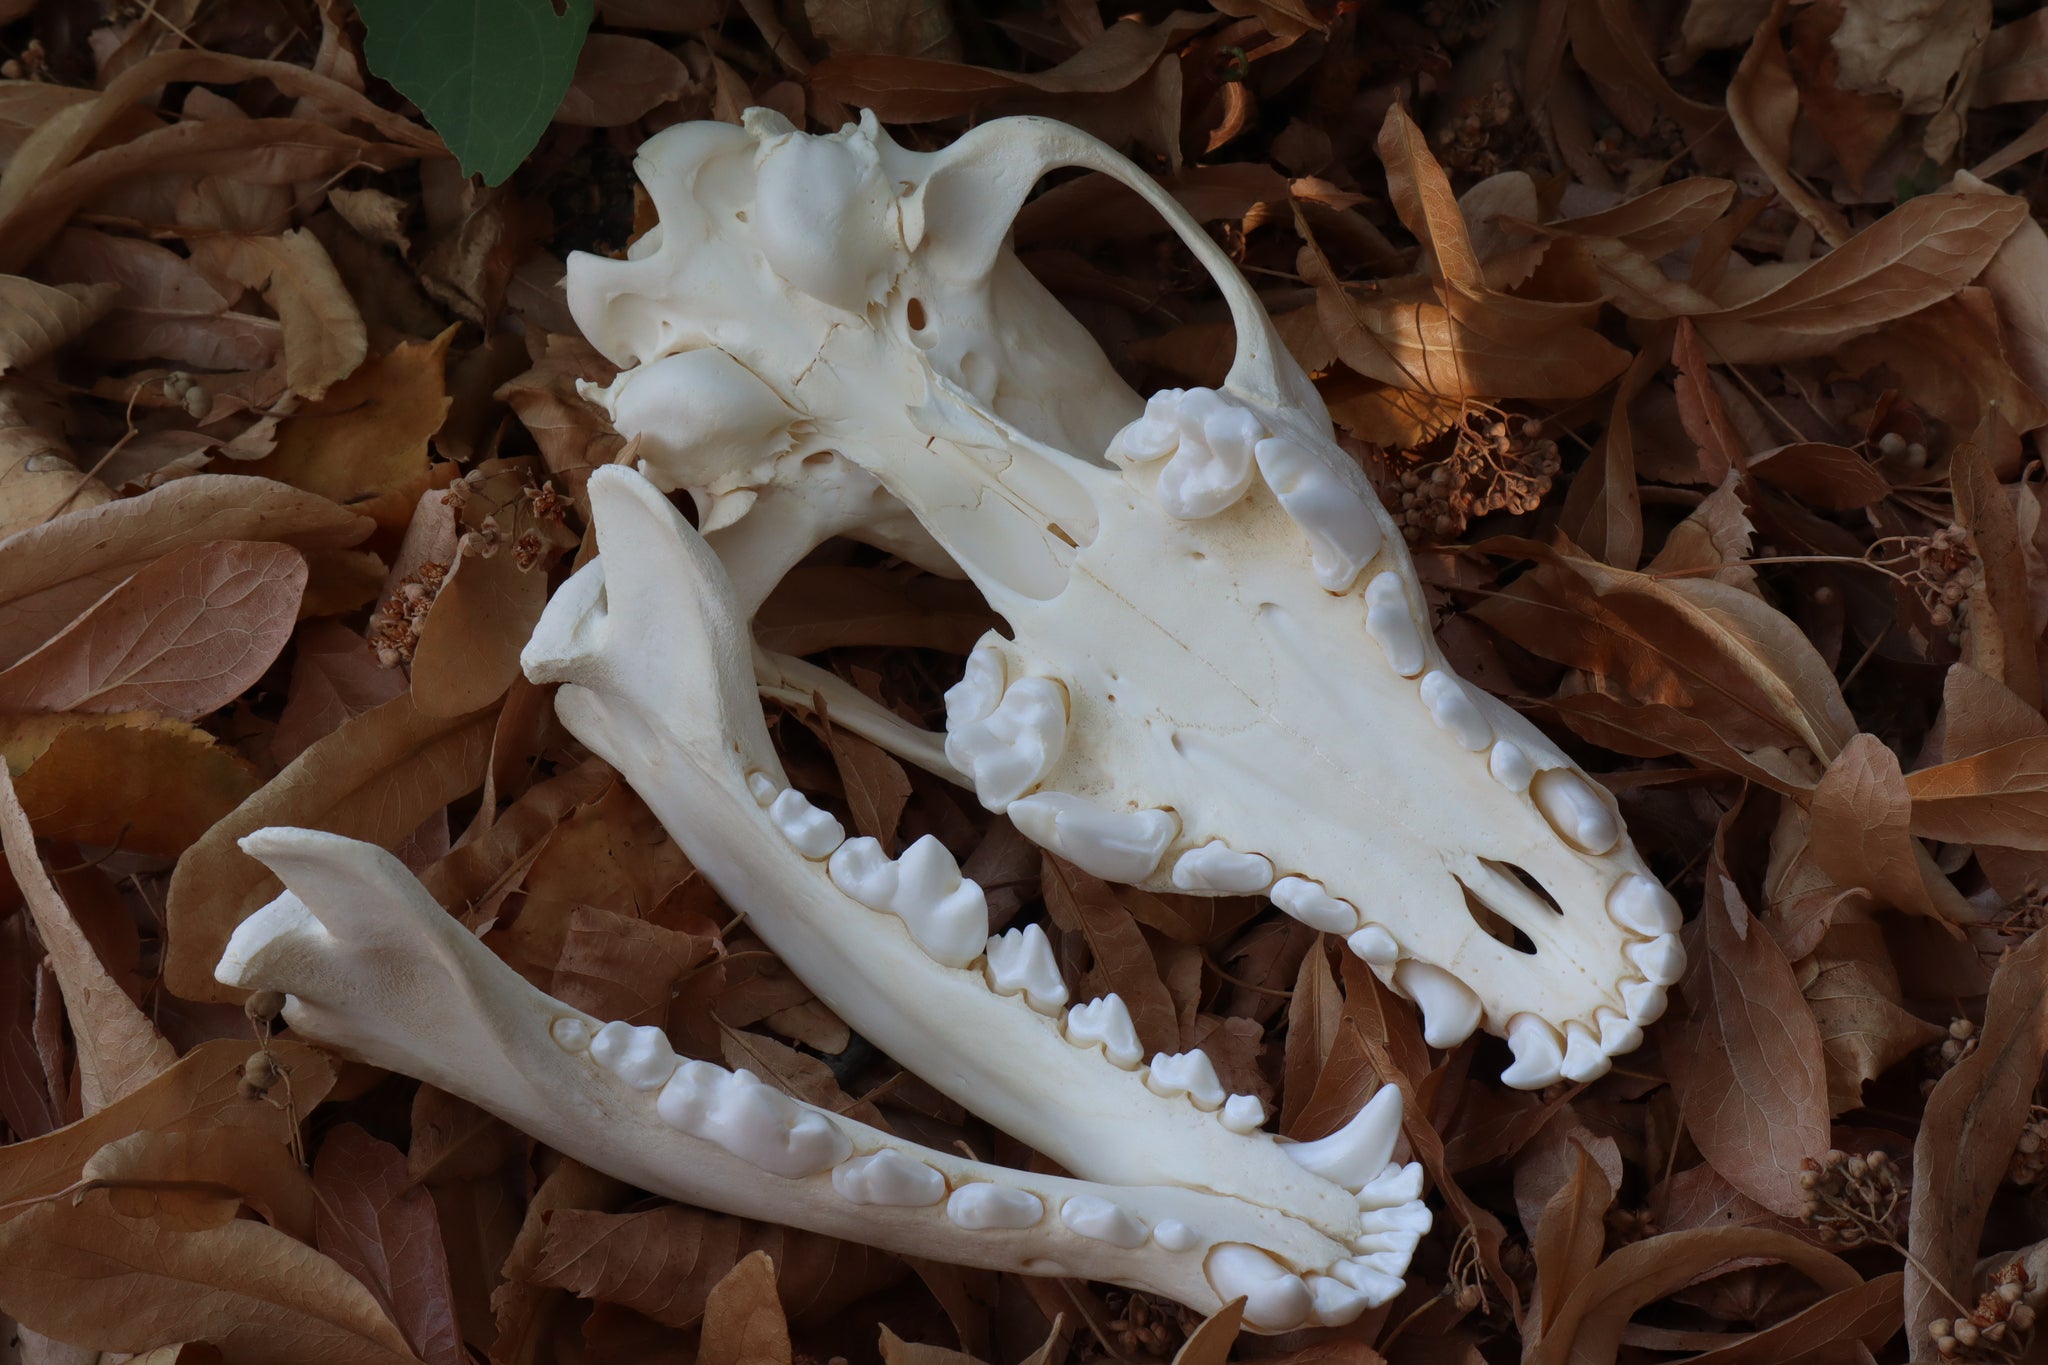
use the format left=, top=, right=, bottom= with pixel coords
left=1797, top=1148, right=1905, bottom=1247
left=1930, top=1264, right=2037, bottom=1361
left=1394, top=413, right=1560, bottom=543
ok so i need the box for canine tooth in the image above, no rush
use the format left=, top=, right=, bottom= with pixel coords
left=888, top=835, right=989, bottom=967
left=1628, top=934, right=1685, bottom=986
left=1220, top=1094, right=1266, bottom=1133
left=832, top=1150, right=947, bottom=1206
left=946, top=1183, right=1043, bottom=1230
left=1608, top=873, right=1681, bottom=937
left=1419, top=671, right=1493, bottom=751
left=1271, top=876, right=1361, bottom=934
left=944, top=638, right=1006, bottom=730
left=657, top=1063, right=852, bottom=1177
left=1332, top=1258, right=1407, bottom=1306
left=551, top=1017, right=593, bottom=1052
left=1155, top=389, right=1260, bottom=519
left=746, top=772, right=779, bottom=806
left=1561, top=1023, right=1610, bottom=1083
left=1146, top=1050, right=1226, bottom=1109
left=768, top=790, right=843, bottom=858
left=1395, top=961, right=1482, bottom=1048
left=1281, top=1084, right=1401, bottom=1190
left=1206, top=1245, right=1314, bottom=1331
left=1253, top=435, right=1383, bottom=592
left=827, top=837, right=898, bottom=908
left=1060, top=1194, right=1149, bottom=1247
left=1308, top=1273, right=1374, bottom=1326
left=1355, top=1161, right=1424, bottom=1207
left=1005, top=793, right=1178, bottom=882
left=1531, top=768, right=1621, bottom=855
left=588, top=1020, right=677, bottom=1090
left=1170, top=840, right=1274, bottom=894
left=1596, top=1006, right=1643, bottom=1055
left=1364, top=572, right=1426, bottom=676
left=1064, top=995, right=1143, bottom=1067
left=1622, top=979, right=1668, bottom=1025
left=945, top=675, right=1068, bottom=811
left=1500, top=1014, right=1565, bottom=1090
left=1346, top=924, right=1400, bottom=966
left=1153, top=1219, right=1198, bottom=1252
left=984, top=923, right=1068, bottom=1013
left=1488, top=740, right=1534, bottom=793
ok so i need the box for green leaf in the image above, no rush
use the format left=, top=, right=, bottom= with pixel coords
left=355, top=0, right=594, bottom=187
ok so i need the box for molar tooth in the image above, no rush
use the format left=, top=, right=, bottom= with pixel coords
left=1153, top=389, right=1260, bottom=519
left=945, top=676, right=1068, bottom=811
left=943, top=639, right=1005, bottom=730
left=946, top=1184, right=1043, bottom=1230
left=1500, top=1014, right=1565, bottom=1090
left=1622, top=979, right=1668, bottom=1025
left=656, top=1063, right=851, bottom=1177
left=827, top=837, right=898, bottom=909
left=1060, top=1194, right=1149, bottom=1248
left=1152, top=1219, right=1198, bottom=1252
left=1365, top=573, right=1426, bottom=676
left=1419, top=671, right=1493, bottom=751
left=1063, top=994, right=1144, bottom=1068
left=888, top=835, right=989, bottom=967
left=1333, top=1259, right=1408, bottom=1305
left=1271, top=876, right=1362, bottom=935
left=1394, top=961, right=1482, bottom=1048
left=1005, top=793, right=1178, bottom=882
left=1253, top=436, right=1383, bottom=592
left=1346, top=924, right=1400, bottom=966
left=550, top=1017, right=593, bottom=1052
left=1608, top=873, right=1682, bottom=937
left=1595, top=1006, right=1643, bottom=1055
left=1145, top=1050, right=1226, bottom=1109
left=1561, top=1023, right=1610, bottom=1083
left=1308, top=1273, right=1374, bottom=1327
left=1531, top=768, right=1621, bottom=855
left=1489, top=740, right=1534, bottom=792
left=588, top=1020, right=677, bottom=1091
left=984, top=923, right=1068, bottom=1013
left=1355, top=1161, right=1425, bottom=1207
left=1206, top=1245, right=1315, bottom=1331
left=1628, top=934, right=1685, bottom=986
left=1220, top=1094, right=1267, bottom=1133
left=832, top=1150, right=947, bottom=1206
left=1107, top=390, right=1184, bottom=464
left=768, top=790, right=843, bottom=859
left=1170, top=840, right=1274, bottom=894
left=1281, top=1085, right=1401, bottom=1190
left=746, top=772, right=779, bottom=806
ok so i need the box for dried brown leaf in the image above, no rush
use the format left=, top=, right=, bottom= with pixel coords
left=0, top=711, right=260, bottom=858
left=0, top=276, right=117, bottom=374
left=1532, top=1143, right=1614, bottom=1334
left=1172, top=1298, right=1244, bottom=1365
left=1811, top=733, right=1975, bottom=922
left=700, top=1250, right=791, bottom=1365
left=1905, top=735, right=2048, bottom=847
left=1799, top=913, right=1944, bottom=1113
left=1042, top=854, right=1177, bottom=1055
left=313, top=1125, right=464, bottom=1365
left=555, top=35, right=692, bottom=126
left=207, top=230, right=365, bottom=400
left=1728, top=0, right=1853, bottom=248
left=80, top=1126, right=314, bottom=1240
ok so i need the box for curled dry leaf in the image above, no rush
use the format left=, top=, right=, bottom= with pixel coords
left=0, top=276, right=119, bottom=374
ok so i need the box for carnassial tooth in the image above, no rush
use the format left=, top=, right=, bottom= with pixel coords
left=1561, top=1023, right=1610, bottom=1083
left=984, top=923, right=1069, bottom=1013
left=1355, top=1161, right=1425, bottom=1207
left=1271, top=876, right=1361, bottom=935
left=588, top=1020, right=677, bottom=1090
left=1488, top=740, right=1534, bottom=793
left=1205, top=1244, right=1315, bottom=1331
left=827, top=837, right=898, bottom=909
left=1347, top=924, right=1400, bottom=966
left=1281, top=1085, right=1401, bottom=1190
left=1394, top=961, right=1482, bottom=1048
left=1608, top=873, right=1682, bottom=937
left=832, top=1150, right=947, bottom=1206
left=888, top=835, right=989, bottom=968
left=1500, top=1014, right=1565, bottom=1090
left=656, top=1062, right=851, bottom=1177
left=1154, top=389, right=1260, bottom=519
left=1005, top=792, right=1178, bottom=882
left=1308, top=1273, right=1374, bottom=1326
left=551, top=1017, right=593, bottom=1052
left=746, top=772, right=779, bottom=806
left=1253, top=435, right=1383, bottom=592
left=1064, top=994, right=1144, bottom=1068
left=1153, top=1219, right=1199, bottom=1252
left=1170, top=840, right=1275, bottom=894
left=1419, top=671, right=1493, bottom=751
left=944, top=638, right=1006, bottom=730
left=1628, top=934, right=1685, bottom=986
left=945, top=676, right=1068, bottom=811
left=1332, top=1258, right=1407, bottom=1306
left=1365, top=572, right=1426, bottom=677
left=1220, top=1094, right=1266, bottom=1133
left=1531, top=768, right=1621, bottom=855
left=768, top=790, right=844, bottom=859
left=946, top=1183, right=1043, bottom=1230
left=1060, top=1194, right=1148, bottom=1248
left=1146, top=1050, right=1226, bottom=1109
left=1621, top=979, right=1667, bottom=1025
left=1596, top=1006, right=1643, bottom=1055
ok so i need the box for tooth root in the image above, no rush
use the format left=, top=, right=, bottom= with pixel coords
left=1281, top=1085, right=1402, bottom=1190
left=1308, top=1273, right=1374, bottom=1327
left=1622, top=979, right=1668, bottom=1025
left=1628, top=933, right=1685, bottom=986
left=1488, top=739, right=1534, bottom=793
left=1205, top=1245, right=1314, bottom=1331
left=1394, top=961, right=1482, bottom=1048
left=1271, top=876, right=1362, bottom=935
left=944, top=675, right=1068, bottom=811
left=1170, top=840, right=1275, bottom=894
left=1146, top=1049, right=1227, bottom=1109
left=1005, top=792, right=1178, bottom=882
left=1419, top=671, right=1493, bottom=751
left=551, top=1017, right=593, bottom=1052
left=1500, top=1014, right=1565, bottom=1090
left=1346, top=924, right=1400, bottom=966
left=1152, top=1219, right=1199, bottom=1252
left=1609, top=874, right=1682, bottom=936
left=827, top=837, right=899, bottom=909
left=943, top=637, right=1006, bottom=730
left=1596, top=1006, right=1644, bottom=1056
left=1060, top=1194, right=1149, bottom=1248
left=1531, top=768, right=1621, bottom=855
left=946, top=1183, right=1043, bottom=1230
left=588, top=1020, right=678, bottom=1090
left=1220, top=1094, right=1267, bottom=1133
left=1155, top=389, right=1261, bottom=519
left=1253, top=435, right=1383, bottom=592
left=1365, top=572, right=1426, bottom=676
left=657, top=1063, right=852, bottom=1177
left=746, top=772, right=779, bottom=807
left=888, top=835, right=989, bottom=967
left=1333, top=1259, right=1409, bottom=1306
left=1063, top=994, right=1144, bottom=1068
left=832, top=1150, right=947, bottom=1206
left=984, top=923, right=1069, bottom=1013
left=768, top=789, right=844, bottom=859
left=1561, top=1023, right=1610, bottom=1083
left=1356, top=1161, right=1425, bottom=1208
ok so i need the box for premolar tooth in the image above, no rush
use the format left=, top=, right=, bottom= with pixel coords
left=888, top=835, right=989, bottom=967
left=1220, top=1093, right=1266, bottom=1133
left=1419, top=671, right=1493, bottom=751
left=1271, top=876, right=1361, bottom=934
left=943, top=637, right=1005, bottom=730
left=945, top=675, right=1068, bottom=811
left=827, top=837, right=898, bottom=908
left=946, top=1184, right=1043, bottom=1230
left=1489, top=740, right=1534, bottom=792
left=588, top=1020, right=677, bottom=1090
left=1006, top=793, right=1178, bottom=882
left=1561, top=1023, right=1610, bottom=1083
left=1532, top=768, right=1621, bottom=854
left=1347, top=924, right=1400, bottom=966
left=1060, top=1194, right=1148, bottom=1248
left=1152, top=1219, right=1198, bottom=1252
left=1596, top=1006, right=1643, bottom=1055
left=1500, top=1014, right=1565, bottom=1090
left=550, top=1017, right=593, bottom=1052
left=656, top=1062, right=851, bottom=1177
left=1355, top=1161, right=1425, bottom=1207
left=1281, top=1085, right=1401, bottom=1190
left=768, top=790, right=843, bottom=858
left=1621, top=979, right=1667, bottom=1025
left=746, top=772, right=779, bottom=806
left=985, top=923, right=1068, bottom=1013
left=1608, top=873, right=1682, bottom=936
left=1308, top=1273, right=1374, bottom=1327
left=1365, top=572, right=1426, bottom=676
left=1332, top=1258, right=1407, bottom=1306
left=1170, top=840, right=1274, bottom=894
left=1155, top=389, right=1260, bottom=519
left=1146, top=1050, right=1226, bottom=1109
left=1628, top=934, right=1685, bottom=985
left=1394, top=961, right=1481, bottom=1048
left=1253, top=435, right=1383, bottom=592
left=1064, top=994, right=1143, bottom=1068
left=1206, top=1245, right=1315, bottom=1331
left=832, top=1150, right=947, bottom=1206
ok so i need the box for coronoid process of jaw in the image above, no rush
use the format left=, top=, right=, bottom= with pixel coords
left=216, top=109, right=1688, bottom=1331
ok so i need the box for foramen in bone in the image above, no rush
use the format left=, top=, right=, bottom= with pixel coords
left=215, top=108, right=1686, bottom=1329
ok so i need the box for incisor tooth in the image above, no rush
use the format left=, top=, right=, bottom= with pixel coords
left=1281, top=1084, right=1401, bottom=1190
left=1561, top=1023, right=1610, bottom=1083
left=768, top=789, right=843, bottom=858
left=1395, top=961, right=1482, bottom=1048
left=984, top=923, right=1068, bottom=1013
left=1333, top=1259, right=1407, bottom=1306
left=1608, top=873, right=1682, bottom=937
left=1500, top=1014, right=1565, bottom=1090
left=1308, top=1274, right=1374, bottom=1326
left=1596, top=1006, right=1643, bottom=1055
left=1622, top=979, right=1667, bottom=1025
left=1060, top=1194, right=1148, bottom=1247
left=1253, top=435, right=1383, bottom=592
left=1419, top=671, right=1492, bottom=751
left=1220, top=1093, right=1267, bottom=1133
left=946, top=1183, right=1043, bottom=1230
left=1005, top=792, right=1178, bottom=882
left=1629, top=934, right=1685, bottom=986
left=1488, top=740, right=1534, bottom=792
left=1531, top=768, right=1621, bottom=855
left=1271, top=876, right=1361, bottom=934
left=1365, top=572, right=1426, bottom=676
left=1146, top=1050, right=1226, bottom=1108
left=945, top=675, right=1067, bottom=811
left=1355, top=1161, right=1424, bottom=1207
left=832, top=1150, right=947, bottom=1206
left=1064, top=994, right=1144, bottom=1068
left=588, top=1020, right=677, bottom=1090
left=1170, top=840, right=1274, bottom=894
left=1206, top=1245, right=1314, bottom=1331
